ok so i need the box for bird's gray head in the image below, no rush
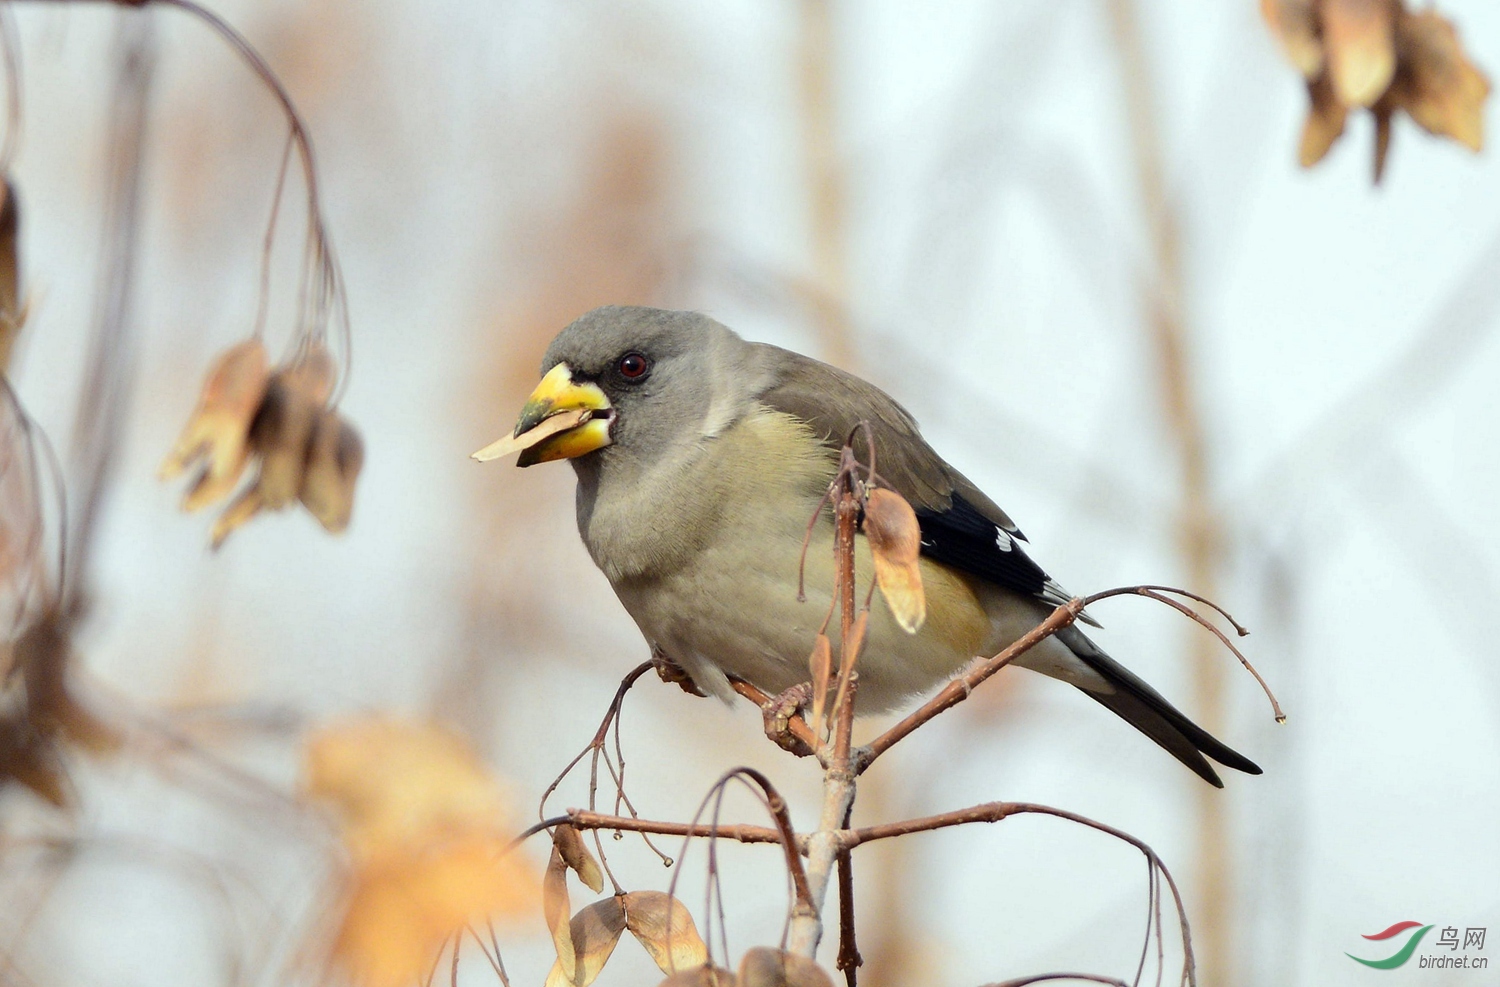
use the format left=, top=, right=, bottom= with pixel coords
left=472, top=306, right=771, bottom=471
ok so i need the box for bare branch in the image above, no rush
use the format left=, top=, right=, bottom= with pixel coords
left=843, top=801, right=1195, bottom=986
left=858, top=598, right=1086, bottom=771
left=565, top=810, right=786, bottom=849
left=1083, top=585, right=1284, bottom=723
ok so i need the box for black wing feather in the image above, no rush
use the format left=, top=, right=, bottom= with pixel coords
left=915, top=493, right=1048, bottom=600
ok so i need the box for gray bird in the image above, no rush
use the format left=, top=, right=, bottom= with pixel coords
left=474, top=306, right=1260, bottom=787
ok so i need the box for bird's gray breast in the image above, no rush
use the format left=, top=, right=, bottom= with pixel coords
left=574, top=408, right=838, bottom=700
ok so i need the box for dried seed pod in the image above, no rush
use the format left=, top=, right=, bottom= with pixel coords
left=807, top=633, right=832, bottom=737
left=160, top=339, right=269, bottom=509
left=553, top=823, right=605, bottom=893
left=863, top=487, right=926, bottom=633
left=656, top=966, right=737, bottom=987
left=543, top=897, right=627, bottom=987
left=737, top=947, right=834, bottom=987
left=471, top=407, right=594, bottom=462
left=1390, top=8, right=1489, bottom=151
left=1301, top=72, right=1352, bottom=167
left=299, top=411, right=364, bottom=534
left=209, top=484, right=263, bottom=550
left=1260, top=0, right=1324, bottom=78
left=623, top=891, right=709, bottom=975
left=251, top=346, right=336, bottom=508
left=1323, top=0, right=1399, bottom=108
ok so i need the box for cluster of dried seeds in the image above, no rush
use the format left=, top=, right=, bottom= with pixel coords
left=1261, top=0, right=1490, bottom=180
left=160, top=338, right=363, bottom=547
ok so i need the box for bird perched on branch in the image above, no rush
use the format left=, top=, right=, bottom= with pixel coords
left=474, top=306, right=1261, bottom=787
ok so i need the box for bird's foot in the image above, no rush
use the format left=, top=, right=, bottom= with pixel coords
left=761, top=682, right=816, bottom=758
left=650, top=646, right=707, bottom=698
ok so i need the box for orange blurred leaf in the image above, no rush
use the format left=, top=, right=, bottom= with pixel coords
left=863, top=487, right=926, bottom=633
left=336, top=835, right=537, bottom=987
left=302, top=717, right=538, bottom=987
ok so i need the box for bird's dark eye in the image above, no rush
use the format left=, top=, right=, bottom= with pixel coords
left=617, top=352, right=650, bottom=380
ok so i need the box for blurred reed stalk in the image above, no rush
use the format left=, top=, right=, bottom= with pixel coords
left=797, top=0, right=855, bottom=373
left=1106, top=1, right=1234, bottom=984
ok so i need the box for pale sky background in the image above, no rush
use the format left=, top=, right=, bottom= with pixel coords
left=3, top=1, right=1499, bottom=986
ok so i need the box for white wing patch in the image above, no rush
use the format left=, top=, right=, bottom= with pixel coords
left=994, top=528, right=1013, bottom=552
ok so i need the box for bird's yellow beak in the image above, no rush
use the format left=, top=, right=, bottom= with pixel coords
left=471, top=362, right=614, bottom=466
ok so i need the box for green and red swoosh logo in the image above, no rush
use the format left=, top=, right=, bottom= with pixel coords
left=1347, top=921, right=1434, bottom=969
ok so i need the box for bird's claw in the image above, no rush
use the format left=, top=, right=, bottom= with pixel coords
left=761, top=682, right=816, bottom=757
left=650, top=646, right=707, bottom=697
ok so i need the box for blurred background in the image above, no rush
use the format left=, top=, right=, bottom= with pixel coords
left=2, top=0, right=1498, bottom=985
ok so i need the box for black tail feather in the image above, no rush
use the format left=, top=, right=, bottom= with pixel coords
left=1056, top=625, right=1263, bottom=787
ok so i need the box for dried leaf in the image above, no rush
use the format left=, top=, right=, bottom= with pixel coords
left=160, top=339, right=269, bottom=510
left=807, top=633, right=832, bottom=738
left=737, top=947, right=835, bottom=987
left=1323, top=0, right=1398, bottom=107
left=251, top=350, right=336, bottom=508
left=862, top=487, right=926, bottom=633
left=1391, top=8, right=1489, bottom=151
left=623, top=891, right=709, bottom=975
left=553, top=824, right=605, bottom=893
left=209, top=483, right=263, bottom=550
left=299, top=411, right=364, bottom=533
left=1300, top=72, right=1352, bottom=166
left=471, top=408, right=593, bottom=462
left=544, top=838, right=577, bottom=970
left=657, top=966, right=737, bottom=987
left=543, top=897, right=627, bottom=987
left=1260, top=0, right=1324, bottom=78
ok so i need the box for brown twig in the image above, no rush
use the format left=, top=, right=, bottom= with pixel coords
left=537, top=660, right=673, bottom=883
left=788, top=461, right=865, bottom=957
left=858, top=598, right=1086, bottom=771
left=565, top=810, right=787, bottom=849
left=844, top=801, right=1195, bottom=986
left=835, top=804, right=860, bottom=986
left=1083, top=585, right=1284, bottom=723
